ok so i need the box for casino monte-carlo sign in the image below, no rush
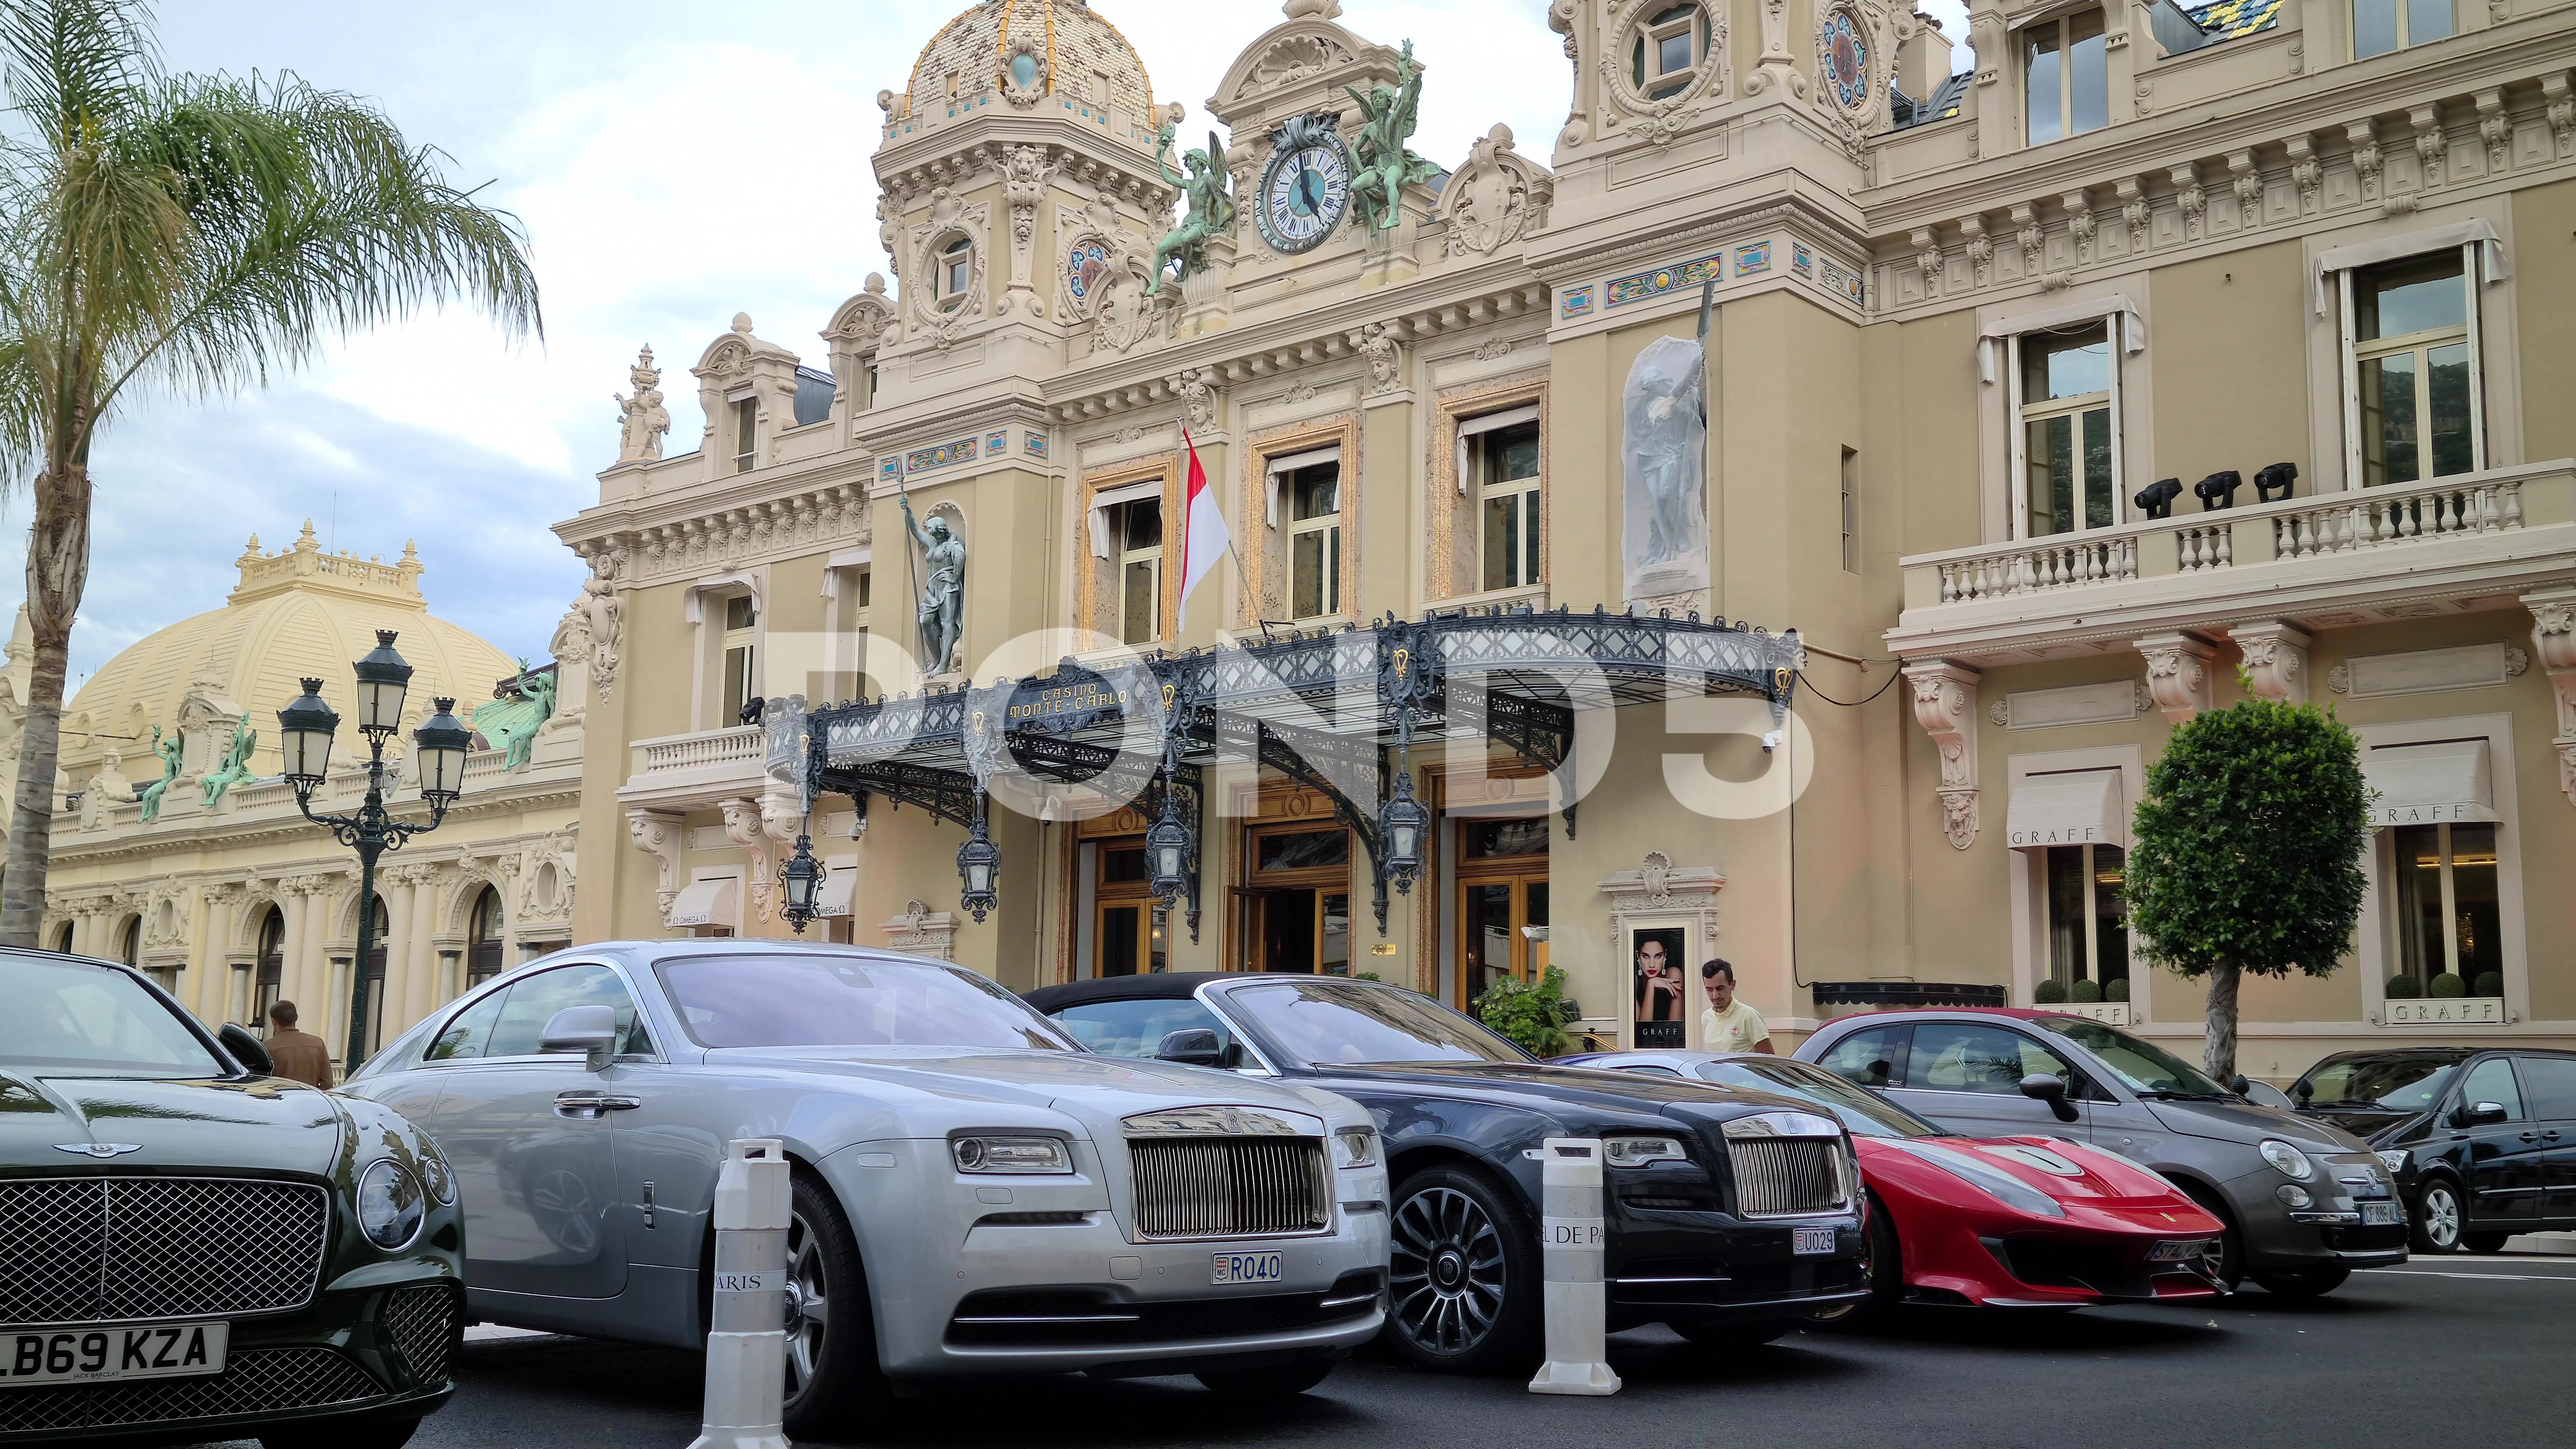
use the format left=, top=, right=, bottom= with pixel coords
left=2386, top=997, right=2505, bottom=1026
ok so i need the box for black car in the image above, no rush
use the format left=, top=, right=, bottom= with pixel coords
left=0, top=950, right=464, bottom=1449
left=1022, top=973, right=1869, bottom=1373
left=2289, top=1046, right=2576, bottom=1254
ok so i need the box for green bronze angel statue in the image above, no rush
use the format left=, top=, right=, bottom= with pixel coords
left=1147, top=123, right=1234, bottom=296
left=1345, top=40, right=1438, bottom=233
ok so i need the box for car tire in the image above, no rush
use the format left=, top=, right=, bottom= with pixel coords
left=1669, top=1318, right=1793, bottom=1348
left=2461, top=1231, right=2511, bottom=1254
left=2168, top=1179, right=2245, bottom=1290
left=2249, top=1266, right=2351, bottom=1298
left=1384, top=1165, right=1540, bottom=1375
left=1194, top=1358, right=1337, bottom=1397
left=259, top=1412, right=419, bottom=1449
left=2411, top=1177, right=2465, bottom=1254
left=778, top=1172, right=888, bottom=1439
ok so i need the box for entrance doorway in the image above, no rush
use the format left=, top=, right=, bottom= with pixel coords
left=1457, top=816, right=1549, bottom=1008
left=1241, top=823, right=1354, bottom=974
left=1094, top=839, right=1168, bottom=976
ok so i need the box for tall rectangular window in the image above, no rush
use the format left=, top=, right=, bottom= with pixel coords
left=2352, top=0, right=2453, bottom=59
left=2391, top=822, right=2501, bottom=995
left=1286, top=461, right=1342, bottom=620
left=732, top=396, right=758, bottom=473
left=2023, top=8, right=2107, bottom=146
left=721, top=595, right=757, bottom=726
left=1839, top=447, right=1860, bottom=574
left=2042, top=843, right=2129, bottom=994
left=1112, top=496, right=1163, bottom=645
left=2014, top=321, right=2119, bottom=538
left=2345, top=248, right=2479, bottom=487
left=1472, top=418, right=1543, bottom=592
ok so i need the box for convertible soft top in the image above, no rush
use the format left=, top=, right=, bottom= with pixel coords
left=1023, top=971, right=1324, bottom=1013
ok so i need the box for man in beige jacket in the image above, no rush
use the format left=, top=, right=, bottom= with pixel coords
left=264, top=1001, right=333, bottom=1087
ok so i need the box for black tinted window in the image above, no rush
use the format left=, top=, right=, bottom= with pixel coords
left=2458, top=1057, right=2524, bottom=1121
left=2517, top=1057, right=2576, bottom=1121
left=1907, top=1024, right=2076, bottom=1095
left=426, top=990, right=505, bottom=1061
left=657, top=955, right=1072, bottom=1051
left=0, top=957, right=221, bottom=1077
left=1055, top=999, right=1234, bottom=1060
left=1815, top=1025, right=1906, bottom=1088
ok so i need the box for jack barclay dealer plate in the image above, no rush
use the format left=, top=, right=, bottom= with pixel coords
left=1, top=1321, right=229, bottom=1388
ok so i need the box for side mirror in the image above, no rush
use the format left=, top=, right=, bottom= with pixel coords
left=1155, top=1028, right=1227, bottom=1068
left=539, top=1004, right=621, bottom=1072
left=2019, top=1072, right=2080, bottom=1123
left=218, top=1022, right=273, bottom=1077
left=2457, top=1101, right=2510, bottom=1127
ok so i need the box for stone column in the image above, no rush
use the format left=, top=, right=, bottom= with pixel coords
left=376, top=867, right=416, bottom=1043
left=402, top=868, right=445, bottom=1029
left=191, top=887, right=236, bottom=1021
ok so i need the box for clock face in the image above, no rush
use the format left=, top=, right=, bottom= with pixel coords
left=1256, top=138, right=1352, bottom=254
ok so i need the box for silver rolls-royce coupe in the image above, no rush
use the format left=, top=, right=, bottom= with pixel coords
left=342, top=941, right=1387, bottom=1435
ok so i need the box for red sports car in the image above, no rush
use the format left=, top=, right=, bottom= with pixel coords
left=1555, top=1051, right=2228, bottom=1312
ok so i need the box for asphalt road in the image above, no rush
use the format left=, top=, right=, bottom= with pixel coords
left=196, top=1253, right=2576, bottom=1449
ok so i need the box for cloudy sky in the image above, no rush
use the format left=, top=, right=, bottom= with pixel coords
left=6, top=0, right=1970, bottom=695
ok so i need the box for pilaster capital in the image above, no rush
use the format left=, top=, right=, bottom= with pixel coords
left=2228, top=622, right=2311, bottom=705
left=2134, top=632, right=2217, bottom=722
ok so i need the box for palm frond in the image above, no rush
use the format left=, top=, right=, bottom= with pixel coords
left=0, top=0, right=157, bottom=146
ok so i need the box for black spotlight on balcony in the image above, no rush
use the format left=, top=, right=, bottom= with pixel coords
left=2254, top=461, right=2298, bottom=503
left=2193, top=470, right=2245, bottom=510
left=2134, top=477, right=2182, bottom=520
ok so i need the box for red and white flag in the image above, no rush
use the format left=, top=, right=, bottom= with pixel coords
left=1176, top=429, right=1231, bottom=632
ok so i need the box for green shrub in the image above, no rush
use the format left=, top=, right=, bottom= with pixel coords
left=2033, top=978, right=2068, bottom=1004
left=2070, top=978, right=2103, bottom=1003
left=1474, top=964, right=1578, bottom=1057
left=2472, top=971, right=2503, bottom=999
left=2385, top=974, right=2423, bottom=999
left=2429, top=973, right=2467, bottom=999
left=2105, top=978, right=2130, bottom=1002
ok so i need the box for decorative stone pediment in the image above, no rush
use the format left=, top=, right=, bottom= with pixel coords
left=1435, top=124, right=1554, bottom=257
left=883, top=897, right=958, bottom=960
left=1598, top=850, right=1725, bottom=909
left=1210, top=7, right=1408, bottom=137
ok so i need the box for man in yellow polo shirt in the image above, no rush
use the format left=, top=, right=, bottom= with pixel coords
left=1699, top=959, right=1774, bottom=1055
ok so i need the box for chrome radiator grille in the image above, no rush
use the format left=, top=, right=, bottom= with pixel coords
left=1724, top=1138, right=1850, bottom=1219
left=1127, top=1137, right=1330, bottom=1240
left=381, top=1283, right=463, bottom=1387
left=0, top=1177, right=329, bottom=1326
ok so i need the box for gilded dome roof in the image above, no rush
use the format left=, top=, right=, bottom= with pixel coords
left=59, top=522, right=519, bottom=784
left=902, top=0, right=1153, bottom=121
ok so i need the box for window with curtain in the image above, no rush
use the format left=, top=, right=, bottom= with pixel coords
left=1285, top=461, right=1342, bottom=619
left=732, top=396, right=758, bottom=473
left=2352, top=0, right=2453, bottom=59
left=2391, top=822, right=2501, bottom=994
left=720, top=595, right=758, bottom=726
left=1111, top=496, right=1163, bottom=645
left=2024, top=8, right=2108, bottom=146
left=2042, top=844, right=2129, bottom=994
left=2015, top=321, right=2118, bottom=538
left=2347, top=248, right=2479, bottom=486
left=1472, top=418, right=1542, bottom=592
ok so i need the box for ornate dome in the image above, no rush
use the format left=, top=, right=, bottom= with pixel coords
left=59, top=522, right=519, bottom=785
left=901, top=0, right=1153, bottom=122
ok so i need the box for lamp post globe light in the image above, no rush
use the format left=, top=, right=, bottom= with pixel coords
left=279, top=631, right=470, bottom=1076
left=1145, top=791, right=1191, bottom=911
left=779, top=834, right=824, bottom=935
left=1378, top=770, right=1429, bottom=896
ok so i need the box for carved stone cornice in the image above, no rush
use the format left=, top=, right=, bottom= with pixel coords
left=720, top=797, right=776, bottom=925
left=2527, top=586, right=2576, bottom=807
left=625, top=808, right=684, bottom=924
left=1903, top=660, right=1982, bottom=850
left=2229, top=621, right=2311, bottom=705
left=2135, top=632, right=2218, bottom=722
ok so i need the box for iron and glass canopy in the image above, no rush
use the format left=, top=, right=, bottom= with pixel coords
left=761, top=605, right=1802, bottom=938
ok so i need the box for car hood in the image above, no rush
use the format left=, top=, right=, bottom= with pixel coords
left=699, top=1046, right=1354, bottom=1135
left=1862, top=1134, right=2209, bottom=1212
left=0, top=1070, right=346, bottom=1177
left=2144, top=1097, right=2368, bottom=1151
left=2292, top=1106, right=2424, bottom=1144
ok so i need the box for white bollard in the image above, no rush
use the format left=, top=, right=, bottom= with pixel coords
left=1527, top=1137, right=1621, bottom=1396
left=689, top=1139, right=793, bottom=1449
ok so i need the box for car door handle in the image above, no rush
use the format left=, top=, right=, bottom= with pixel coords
left=2521, top=1132, right=2541, bottom=1142
left=555, top=1092, right=642, bottom=1118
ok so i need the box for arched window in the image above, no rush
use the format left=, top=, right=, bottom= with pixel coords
left=468, top=886, right=505, bottom=985
left=118, top=917, right=140, bottom=966
left=937, top=236, right=974, bottom=311
left=254, top=905, right=287, bottom=1033
left=52, top=920, right=74, bottom=954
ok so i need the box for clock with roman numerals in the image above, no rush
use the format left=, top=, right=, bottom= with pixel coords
left=1254, top=115, right=1353, bottom=256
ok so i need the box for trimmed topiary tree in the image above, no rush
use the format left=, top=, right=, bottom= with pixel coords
left=2071, top=977, right=2103, bottom=1003
left=2429, top=972, right=2467, bottom=999
left=2473, top=970, right=2503, bottom=999
left=2127, top=694, right=2370, bottom=1082
left=2386, top=974, right=2424, bottom=999
left=2106, top=977, right=2130, bottom=1003
left=2033, top=977, right=2069, bottom=1004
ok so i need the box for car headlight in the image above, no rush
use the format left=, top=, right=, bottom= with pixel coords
left=356, top=1159, right=426, bottom=1251
left=1889, top=1140, right=2067, bottom=1219
left=1603, top=1135, right=1689, bottom=1167
left=2258, top=1138, right=2315, bottom=1181
left=418, top=1144, right=457, bottom=1206
left=951, top=1135, right=1073, bottom=1174
left=2375, top=1150, right=2409, bottom=1176
left=1334, top=1127, right=1379, bottom=1169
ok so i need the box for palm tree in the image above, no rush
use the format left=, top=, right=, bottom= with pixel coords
left=0, top=0, right=539, bottom=947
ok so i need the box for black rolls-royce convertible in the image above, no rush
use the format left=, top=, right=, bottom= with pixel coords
left=1023, top=973, right=1868, bottom=1373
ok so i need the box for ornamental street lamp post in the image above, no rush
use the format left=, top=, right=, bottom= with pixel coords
left=779, top=834, right=823, bottom=935
left=278, top=631, right=472, bottom=1077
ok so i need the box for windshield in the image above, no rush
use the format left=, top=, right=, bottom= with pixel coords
left=1225, top=979, right=1527, bottom=1067
left=2295, top=1055, right=2460, bottom=1111
left=2036, top=1017, right=2229, bottom=1097
left=0, top=957, right=225, bottom=1078
left=1695, top=1058, right=1939, bottom=1139
left=657, top=955, right=1075, bottom=1051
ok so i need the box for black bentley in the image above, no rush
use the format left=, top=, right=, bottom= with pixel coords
left=1022, top=973, right=1868, bottom=1373
left=0, top=950, right=463, bottom=1448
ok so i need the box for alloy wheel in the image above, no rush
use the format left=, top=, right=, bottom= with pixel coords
left=781, top=1208, right=830, bottom=1402
left=2419, top=1182, right=2462, bottom=1251
left=1390, top=1185, right=1507, bottom=1356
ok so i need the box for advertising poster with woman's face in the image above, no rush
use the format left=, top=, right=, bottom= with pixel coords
left=1630, top=927, right=1688, bottom=1048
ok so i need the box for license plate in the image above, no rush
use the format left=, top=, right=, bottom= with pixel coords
left=1213, top=1250, right=1284, bottom=1286
left=0, top=1322, right=228, bottom=1388
left=2148, top=1238, right=2212, bottom=1262
left=1792, top=1226, right=1836, bottom=1256
left=2362, top=1201, right=2402, bottom=1226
